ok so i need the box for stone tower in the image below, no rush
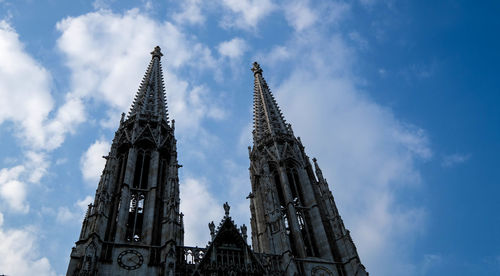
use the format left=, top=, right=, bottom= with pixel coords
left=247, top=62, right=368, bottom=276
left=66, top=48, right=368, bottom=275
left=67, top=46, right=184, bottom=276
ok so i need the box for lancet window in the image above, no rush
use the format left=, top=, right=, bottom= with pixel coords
left=133, top=150, right=151, bottom=189
left=126, top=192, right=145, bottom=242
left=269, top=162, right=298, bottom=255
left=296, top=210, right=317, bottom=257
left=104, top=149, right=128, bottom=244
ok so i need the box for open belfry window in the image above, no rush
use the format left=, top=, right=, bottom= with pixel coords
left=126, top=150, right=151, bottom=242
left=126, top=193, right=145, bottom=242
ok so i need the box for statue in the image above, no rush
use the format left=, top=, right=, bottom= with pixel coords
left=240, top=224, right=248, bottom=241
left=223, top=202, right=230, bottom=217
left=208, top=221, right=215, bottom=240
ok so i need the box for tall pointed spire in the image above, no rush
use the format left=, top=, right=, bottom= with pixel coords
left=252, top=62, right=290, bottom=142
left=248, top=62, right=368, bottom=276
left=128, top=46, right=168, bottom=121
left=67, top=46, right=184, bottom=276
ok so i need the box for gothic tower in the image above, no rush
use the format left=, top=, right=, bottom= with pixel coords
left=67, top=46, right=184, bottom=276
left=248, top=62, right=368, bottom=276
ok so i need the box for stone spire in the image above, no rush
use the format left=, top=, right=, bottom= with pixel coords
left=67, top=46, right=184, bottom=276
left=248, top=62, right=368, bottom=276
left=128, top=46, right=168, bottom=121
left=252, top=62, right=290, bottom=142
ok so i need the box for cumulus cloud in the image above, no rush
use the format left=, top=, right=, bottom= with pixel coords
left=281, top=0, right=349, bottom=31
left=80, top=139, right=110, bottom=184
left=173, top=0, right=205, bottom=25
left=0, top=21, right=84, bottom=217
left=0, top=20, right=53, bottom=149
left=219, top=0, right=276, bottom=30
left=180, top=178, right=221, bottom=246
left=264, top=30, right=431, bottom=275
left=0, top=20, right=83, bottom=152
left=0, top=212, right=57, bottom=276
left=0, top=151, right=51, bottom=213
left=56, top=9, right=223, bottom=135
left=56, top=195, right=93, bottom=224
left=25, top=151, right=50, bottom=184
left=282, top=0, right=317, bottom=31
left=0, top=166, right=28, bottom=213
left=218, top=37, right=247, bottom=59
left=92, top=0, right=115, bottom=10
left=166, top=73, right=226, bottom=137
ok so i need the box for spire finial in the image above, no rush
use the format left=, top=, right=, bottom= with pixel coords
left=251, top=61, right=262, bottom=75
left=151, top=46, right=163, bottom=59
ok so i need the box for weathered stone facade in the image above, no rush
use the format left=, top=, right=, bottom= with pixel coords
left=66, top=47, right=367, bottom=275
left=248, top=62, right=367, bottom=276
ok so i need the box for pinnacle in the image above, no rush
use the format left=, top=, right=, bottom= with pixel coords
left=127, top=46, right=169, bottom=121
left=252, top=62, right=290, bottom=142
left=251, top=61, right=262, bottom=75
left=151, top=45, right=163, bottom=59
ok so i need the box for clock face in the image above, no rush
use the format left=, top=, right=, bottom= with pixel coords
left=117, top=250, right=144, bottom=270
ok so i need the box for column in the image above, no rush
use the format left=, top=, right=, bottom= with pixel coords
left=278, top=165, right=307, bottom=258
left=115, top=148, right=137, bottom=242
left=298, top=167, right=334, bottom=261
left=143, top=151, right=159, bottom=244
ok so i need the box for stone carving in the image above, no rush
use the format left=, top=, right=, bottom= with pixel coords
left=208, top=221, right=215, bottom=240
left=223, top=202, right=230, bottom=217
left=66, top=49, right=367, bottom=276
left=240, top=224, right=247, bottom=241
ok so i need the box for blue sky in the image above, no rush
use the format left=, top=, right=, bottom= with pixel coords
left=0, top=0, right=498, bottom=275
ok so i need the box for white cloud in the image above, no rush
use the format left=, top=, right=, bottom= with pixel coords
left=56, top=207, right=76, bottom=224
left=180, top=178, right=221, bottom=246
left=80, top=139, right=110, bottom=184
left=76, top=195, right=94, bottom=211
left=25, top=151, right=50, bottom=184
left=221, top=159, right=252, bottom=225
left=0, top=212, right=57, bottom=276
left=264, top=45, right=291, bottom=64
left=283, top=0, right=317, bottom=31
left=56, top=9, right=222, bottom=135
left=267, top=30, right=431, bottom=275
left=166, top=73, right=226, bottom=138
left=0, top=20, right=54, bottom=149
left=173, top=0, right=205, bottom=25
left=56, top=195, right=93, bottom=224
left=92, top=0, right=115, bottom=10
left=219, top=0, right=276, bottom=30
left=218, top=37, right=247, bottom=59
left=0, top=21, right=83, bottom=216
left=281, top=0, right=349, bottom=31
left=0, top=166, right=28, bottom=212
left=0, top=151, right=51, bottom=213
left=44, top=95, right=86, bottom=150
left=441, top=153, right=470, bottom=168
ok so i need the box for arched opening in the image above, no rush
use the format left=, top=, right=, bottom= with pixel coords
left=133, top=150, right=151, bottom=189
left=126, top=192, right=145, bottom=242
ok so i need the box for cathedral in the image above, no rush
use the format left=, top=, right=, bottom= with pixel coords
left=66, top=46, right=368, bottom=276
